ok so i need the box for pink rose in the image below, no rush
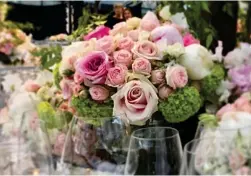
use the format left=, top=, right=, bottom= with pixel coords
left=158, top=85, right=173, bottom=100
left=117, top=37, right=134, bottom=51
left=127, top=29, right=139, bottom=42
left=89, top=85, right=109, bottom=101
left=165, top=64, right=188, bottom=89
left=60, top=78, right=73, bottom=100
left=76, top=51, right=111, bottom=84
left=234, top=167, right=251, bottom=175
left=74, top=72, right=84, bottom=84
left=183, top=33, right=200, bottom=47
left=0, top=43, right=14, bottom=55
left=151, top=70, right=165, bottom=85
left=228, top=149, right=246, bottom=170
left=96, top=36, right=115, bottom=54
left=132, top=57, right=151, bottom=75
left=112, top=80, right=158, bottom=126
left=106, top=64, right=128, bottom=87
left=132, top=41, right=159, bottom=60
left=84, top=25, right=110, bottom=41
left=151, top=26, right=183, bottom=46
left=113, top=49, right=132, bottom=67
left=234, top=96, right=251, bottom=113
left=110, top=22, right=128, bottom=36
left=140, top=11, right=160, bottom=31
left=53, top=133, right=66, bottom=155
left=72, top=83, right=83, bottom=96
left=24, top=80, right=40, bottom=92
left=216, top=104, right=236, bottom=119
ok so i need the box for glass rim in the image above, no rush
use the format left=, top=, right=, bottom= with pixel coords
left=199, top=122, right=251, bottom=132
left=184, top=136, right=229, bottom=155
left=131, top=126, right=180, bottom=140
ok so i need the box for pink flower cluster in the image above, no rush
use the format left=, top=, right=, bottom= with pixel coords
left=59, top=11, right=195, bottom=125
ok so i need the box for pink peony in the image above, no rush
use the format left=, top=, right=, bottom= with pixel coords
left=60, top=78, right=73, bottom=100
left=151, top=70, right=165, bottom=85
left=74, top=72, right=84, bottom=84
left=132, top=57, right=151, bottom=75
left=234, top=96, right=251, bottom=113
left=112, top=80, right=158, bottom=126
left=132, top=40, right=159, bottom=60
left=53, top=133, right=66, bottom=155
left=158, top=85, right=173, bottom=100
left=165, top=64, right=188, bottom=89
left=106, top=64, right=128, bottom=87
left=24, top=80, right=40, bottom=92
left=76, top=51, right=111, bottom=84
left=96, top=35, right=115, bottom=54
left=127, top=29, right=139, bottom=42
left=89, top=85, right=109, bottom=101
left=113, top=49, right=132, bottom=67
left=117, top=37, right=134, bottom=51
left=183, top=33, right=200, bottom=47
left=140, top=11, right=160, bottom=32
left=151, top=25, right=183, bottom=46
left=216, top=104, right=236, bottom=119
left=110, top=22, right=128, bottom=36
left=84, top=25, right=110, bottom=41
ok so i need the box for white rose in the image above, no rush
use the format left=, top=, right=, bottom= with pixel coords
left=59, top=39, right=96, bottom=75
left=165, top=43, right=185, bottom=58
left=159, top=5, right=171, bottom=20
left=180, top=44, right=215, bottom=80
left=112, top=80, right=158, bottom=126
left=126, top=17, right=141, bottom=30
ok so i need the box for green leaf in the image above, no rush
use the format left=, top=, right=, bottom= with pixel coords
left=206, top=34, right=213, bottom=48
left=201, top=2, right=210, bottom=13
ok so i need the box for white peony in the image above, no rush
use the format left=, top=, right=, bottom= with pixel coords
left=159, top=5, right=171, bottom=21
left=179, top=44, right=215, bottom=80
left=59, top=39, right=96, bottom=75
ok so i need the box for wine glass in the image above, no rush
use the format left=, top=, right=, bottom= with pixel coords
left=125, top=127, right=183, bottom=175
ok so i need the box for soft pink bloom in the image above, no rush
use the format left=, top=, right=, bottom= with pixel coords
left=151, top=25, right=183, bottom=46
left=117, top=37, right=134, bottom=51
left=113, top=49, right=132, bottom=67
left=0, top=43, right=14, bottom=55
left=59, top=102, right=75, bottom=114
left=158, top=85, right=173, bottom=100
left=131, top=40, right=159, bottom=60
left=110, top=22, right=128, bottom=36
left=170, top=23, right=185, bottom=34
left=234, top=166, right=251, bottom=175
left=84, top=25, right=110, bottom=41
left=127, top=29, right=139, bottom=42
left=96, top=35, right=115, bottom=54
left=183, top=33, right=200, bottom=47
left=151, top=70, right=165, bottom=85
left=60, top=78, right=73, bottom=100
left=72, top=83, right=83, bottom=96
left=106, top=64, right=128, bottom=87
left=74, top=72, right=84, bottom=84
left=76, top=51, right=111, bottom=84
left=112, top=80, right=159, bottom=126
left=234, top=96, right=251, bottom=113
left=53, top=133, right=66, bottom=155
left=228, top=149, right=246, bottom=170
left=89, top=85, right=109, bottom=101
left=216, top=104, right=237, bottom=119
left=132, top=57, right=151, bottom=75
left=24, top=80, right=40, bottom=92
left=165, top=64, right=188, bottom=89
left=140, top=11, right=160, bottom=32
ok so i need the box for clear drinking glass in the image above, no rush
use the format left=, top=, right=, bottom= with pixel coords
left=125, top=127, right=183, bottom=175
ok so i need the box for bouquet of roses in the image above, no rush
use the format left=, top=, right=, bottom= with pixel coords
left=55, top=11, right=225, bottom=127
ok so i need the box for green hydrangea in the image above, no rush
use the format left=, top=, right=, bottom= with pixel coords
left=53, top=62, right=62, bottom=89
left=71, top=96, right=113, bottom=126
left=159, top=86, right=202, bottom=123
left=201, top=64, right=225, bottom=102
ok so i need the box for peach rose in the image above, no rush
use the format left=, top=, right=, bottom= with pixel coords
left=132, top=57, right=151, bottom=75
left=165, top=64, right=188, bottom=89
left=89, top=85, right=109, bottom=101
left=24, top=80, right=40, bottom=92
left=113, top=49, right=132, bottom=67
left=151, top=70, right=165, bottom=85
left=158, top=85, right=173, bottom=100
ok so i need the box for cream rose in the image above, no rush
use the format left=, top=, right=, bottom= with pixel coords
left=112, top=80, right=158, bottom=126
left=126, top=17, right=141, bottom=30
